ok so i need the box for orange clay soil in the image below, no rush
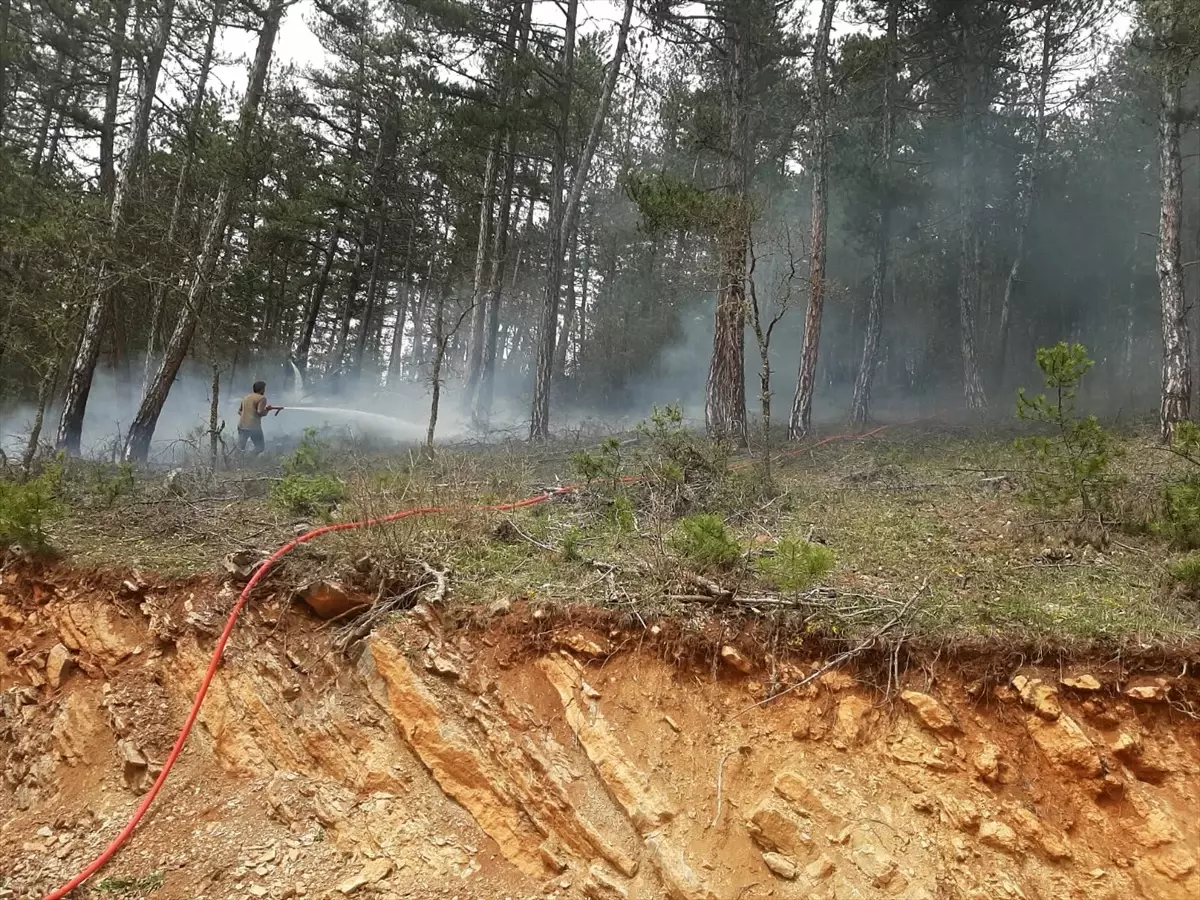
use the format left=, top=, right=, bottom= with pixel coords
left=1, top=560, right=1198, bottom=900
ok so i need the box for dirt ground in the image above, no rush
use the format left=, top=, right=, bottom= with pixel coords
left=2, top=558, right=1198, bottom=900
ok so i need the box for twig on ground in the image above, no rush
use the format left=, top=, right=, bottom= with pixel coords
left=708, top=750, right=736, bottom=830
left=680, top=570, right=732, bottom=601
left=505, top=519, right=557, bottom=552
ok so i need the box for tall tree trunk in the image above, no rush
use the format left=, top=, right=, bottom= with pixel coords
left=110, top=0, right=177, bottom=409
left=54, top=0, right=134, bottom=453
left=355, top=200, right=389, bottom=376
left=475, top=0, right=533, bottom=423
left=0, top=0, right=10, bottom=145
left=123, top=0, right=284, bottom=462
left=850, top=0, right=897, bottom=428
left=110, top=0, right=176, bottom=229
left=994, top=1, right=1052, bottom=393
left=332, top=216, right=370, bottom=373
left=426, top=285, right=449, bottom=454
left=332, top=129, right=386, bottom=374
left=466, top=140, right=500, bottom=392
left=410, top=265, right=434, bottom=376
left=387, top=219, right=416, bottom=384
left=142, top=0, right=221, bottom=394
left=956, top=17, right=988, bottom=412
left=296, top=79, right=366, bottom=371
left=706, top=8, right=753, bottom=445
left=209, top=364, right=220, bottom=470
left=99, top=0, right=130, bottom=199
left=298, top=224, right=342, bottom=370
left=411, top=191, right=448, bottom=378
left=530, top=0, right=633, bottom=439
left=529, top=0, right=579, bottom=440
left=1158, top=68, right=1189, bottom=441
left=554, top=218, right=579, bottom=378
left=790, top=0, right=837, bottom=439
left=29, top=49, right=67, bottom=174
left=22, top=369, right=55, bottom=478
left=575, top=225, right=592, bottom=366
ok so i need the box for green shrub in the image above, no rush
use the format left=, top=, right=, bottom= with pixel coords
left=270, top=473, right=347, bottom=517
left=610, top=494, right=636, bottom=533
left=1157, top=422, right=1200, bottom=548
left=670, top=513, right=741, bottom=569
left=0, top=464, right=64, bottom=551
left=1167, top=552, right=1200, bottom=588
left=1015, top=342, right=1120, bottom=513
left=756, top=537, right=836, bottom=593
left=569, top=437, right=622, bottom=491
left=95, top=870, right=165, bottom=893
left=633, top=405, right=730, bottom=515
left=283, top=429, right=333, bottom=476
left=560, top=526, right=583, bottom=562
left=92, top=462, right=135, bottom=507
left=270, top=431, right=346, bottom=516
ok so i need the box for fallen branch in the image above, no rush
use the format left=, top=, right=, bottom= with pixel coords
left=680, top=570, right=732, bottom=601
left=707, top=750, right=736, bottom=830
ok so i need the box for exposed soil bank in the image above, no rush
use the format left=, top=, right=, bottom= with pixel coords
left=2, top=563, right=1199, bottom=899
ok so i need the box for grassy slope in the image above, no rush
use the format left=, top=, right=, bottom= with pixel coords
left=46, top=424, right=1198, bottom=652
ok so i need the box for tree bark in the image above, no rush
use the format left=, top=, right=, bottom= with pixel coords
left=123, top=0, right=284, bottom=462
left=426, top=285, right=448, bottom=454
left=706, top=8, right=753, bottom=445
left=387, top=218, right=416, bottom=384
left=555, top=217, right=579, bottom=378
left=850, top=0, right=897, bottom=428
left=110, top=0, right=178, bottom=409
left=994, top=1, right=1052, bottom=393
left=465, top=141, right=498, bottom=391
left=575, top=225, right=591, bottom=366
left=0, top=0, right=11, bottom=144
left=209, top=364, right=220, bottom=470
left=22, top=369, right=54, bottom=479
left=466, top=0, right=523, bottom=395
left=954, top=33, right=987, bottom=412
left=529, top=0, right=580, bottom=440
left=790, top=0, right=837, bottom=439
left=298, top=224, right=343, bottom=371
left=333, top=125, right=388, bottom=374
left=1158, top=68, right=1189, bottom=441
left=411, top=190, right=449, bottom=378
left=355, top=198, right=389, bottom=376
left=54, top=0, right=136, bottom=454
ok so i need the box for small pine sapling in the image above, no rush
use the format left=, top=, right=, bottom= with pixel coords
left=670, top=513, right=741, bottom=569
left=1015, top=343, right=1119, bottom=514
left=569, top=437, right=622, bottom=493
left=1157, top=421, right=1200, bottom=548
left=756, top=536, right=836, bottom=593
left=0, top=462, right=65, bottom=551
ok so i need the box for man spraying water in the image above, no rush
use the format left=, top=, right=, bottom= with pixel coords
left=237, top=380, right=282, bottom=454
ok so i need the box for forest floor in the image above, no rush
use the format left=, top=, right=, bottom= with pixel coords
left=3, top=420, right=1200, bottom=900
left=49, top=420, right=1200, bottom=652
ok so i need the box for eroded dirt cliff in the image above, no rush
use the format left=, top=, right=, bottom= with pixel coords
left=2, top=563, right=1198, bottom=899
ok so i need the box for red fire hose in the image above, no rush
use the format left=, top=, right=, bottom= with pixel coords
left=42, top=418, right=922, bottom=898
